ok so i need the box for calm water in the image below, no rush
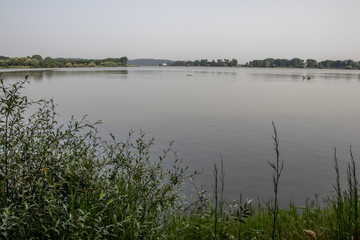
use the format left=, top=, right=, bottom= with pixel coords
left=2, top=67, right=360, bottom=205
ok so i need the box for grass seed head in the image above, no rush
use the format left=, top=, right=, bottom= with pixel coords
left=303, top=230, right=317, bottom=240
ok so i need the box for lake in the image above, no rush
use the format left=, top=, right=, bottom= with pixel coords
left=2, top=66, right=360, bottom=205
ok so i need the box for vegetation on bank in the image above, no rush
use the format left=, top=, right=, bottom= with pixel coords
left=171, top=58, right=239, bottom=67
left=245, top=58, right=360, bottom=69
left=165, top=57, right=360, bottom=70
left=2, top=55, right=360, bottom=70
left=0, top=55, right=128, bottom=69
left=128, top=58, right=175, bottom=66
left=1, top=78, right=360, bottom=239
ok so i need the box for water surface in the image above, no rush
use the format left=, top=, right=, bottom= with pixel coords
left=2, top=67, right=360, bottom=205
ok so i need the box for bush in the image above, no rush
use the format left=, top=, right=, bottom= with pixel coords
left=0, top=78, right=193, bottom=239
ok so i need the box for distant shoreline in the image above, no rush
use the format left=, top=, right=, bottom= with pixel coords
left=2, top=65, right=360, bottom=74
left=170, top=58, right=360, bottom=70
left=1, top=55, right=360, bottom=70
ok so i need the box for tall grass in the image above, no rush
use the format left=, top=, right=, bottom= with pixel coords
left=347, top=147, right=359, bottom=239
left=0, top=78, right=195, bottom=239
left=333, top=148, right=345, bottom=239
left=1, top=78, right=360, bottom=239
left=268, top=121, right=284, bottom=240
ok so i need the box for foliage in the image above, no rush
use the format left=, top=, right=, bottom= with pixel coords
left=31, top=54, right=43, bottom=61
left=0, top=55, right=128, bottom=68
left=64, top=62, right=73, bottom=68
left=267, top=122, right=284, bottom=240
left=171, top=58, right=238, bottom=67
left=0, top=78, right=195, bottom=239
left=246, top=58, right=360, bottom=69
left=127, top=58, right=174, bottom=66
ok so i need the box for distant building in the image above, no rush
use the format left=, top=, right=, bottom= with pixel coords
left=159, top=63, right=168, bottom=66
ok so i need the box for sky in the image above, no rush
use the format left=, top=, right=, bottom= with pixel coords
left=1, top=0, right=360, bottom=63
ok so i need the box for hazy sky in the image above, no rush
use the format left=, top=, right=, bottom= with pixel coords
left=1, top=0, right=360, bottom=63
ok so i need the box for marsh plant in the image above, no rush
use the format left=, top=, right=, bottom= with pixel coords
left=330, top=147, right=360, bottom=240
left=268, top=122, right=284, bottom=240
left=0, top=78, right=195, bottom=239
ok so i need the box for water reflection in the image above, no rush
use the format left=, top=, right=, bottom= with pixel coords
left=1, top=68, right=129, bottom=82
left=56, top=68, right=128, bottom=74
left=1, top=69, right=56, bottom=82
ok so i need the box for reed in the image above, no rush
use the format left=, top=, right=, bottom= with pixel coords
left=332, top=148, right=346, bottom=239
left=347, top=147, right=359, bottom=239
left=212, top=156, right=226, bottom=239
left=213, top=161, right=219, bottom=238
left=268, top=121, right=284, bottom=240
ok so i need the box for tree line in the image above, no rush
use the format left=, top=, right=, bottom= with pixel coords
left=2, top=55, right=359, bottom=70
left=0, top=55, right=128, bottom=68
left=245, top=58, right=360, bottom=69
left=171, top=58, right=238, bottom=67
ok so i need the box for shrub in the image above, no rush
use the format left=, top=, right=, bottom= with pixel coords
left=0, top=78, right=193, bottom=239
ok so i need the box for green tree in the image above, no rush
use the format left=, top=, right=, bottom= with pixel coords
left=343, top=59, right=354, bottom=69
left=119, top=56, right=128, bottom=66
left=8, top=57, right=27, bottom=66
left=64, top=62, right=73, bottom=68
left=274, top=59, right=288, bottom=67
left=264, top=58, right=274, bottom=68
left=332, top=60, right=343, bottom=68
left=0, top=60, right=8, bottom=68
left=200, top=59, right=208, bottom=66
left=320, top=60, right=333, bottom=69
left=31, top=54, right=43, bottom=61
left=25, top=58, right=40, bottom=68
left=306, top=59, right=318, bottom=68
left=210, top=60, right=217, bottom=66
left=101, top=61, right=117, bottom=67
left=42, top=56, right=56, bottom=68
left=289, top=58, right=304, bottom=68
left=349, top=61, right=360, bottom=69
left=230, top=58, right=238, bottom=67
left=88, top=62, right=96, bottom=67
left=44, top=56, right=52, bottom=62
left=250, top=60, right=264, bottom=67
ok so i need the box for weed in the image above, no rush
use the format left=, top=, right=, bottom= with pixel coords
left=268, top=121, right=284, bottom=240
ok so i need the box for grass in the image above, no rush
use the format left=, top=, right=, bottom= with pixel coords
left=1, top=78, right=360, bottom=239
left=267, top=121, right=284, bottom=240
